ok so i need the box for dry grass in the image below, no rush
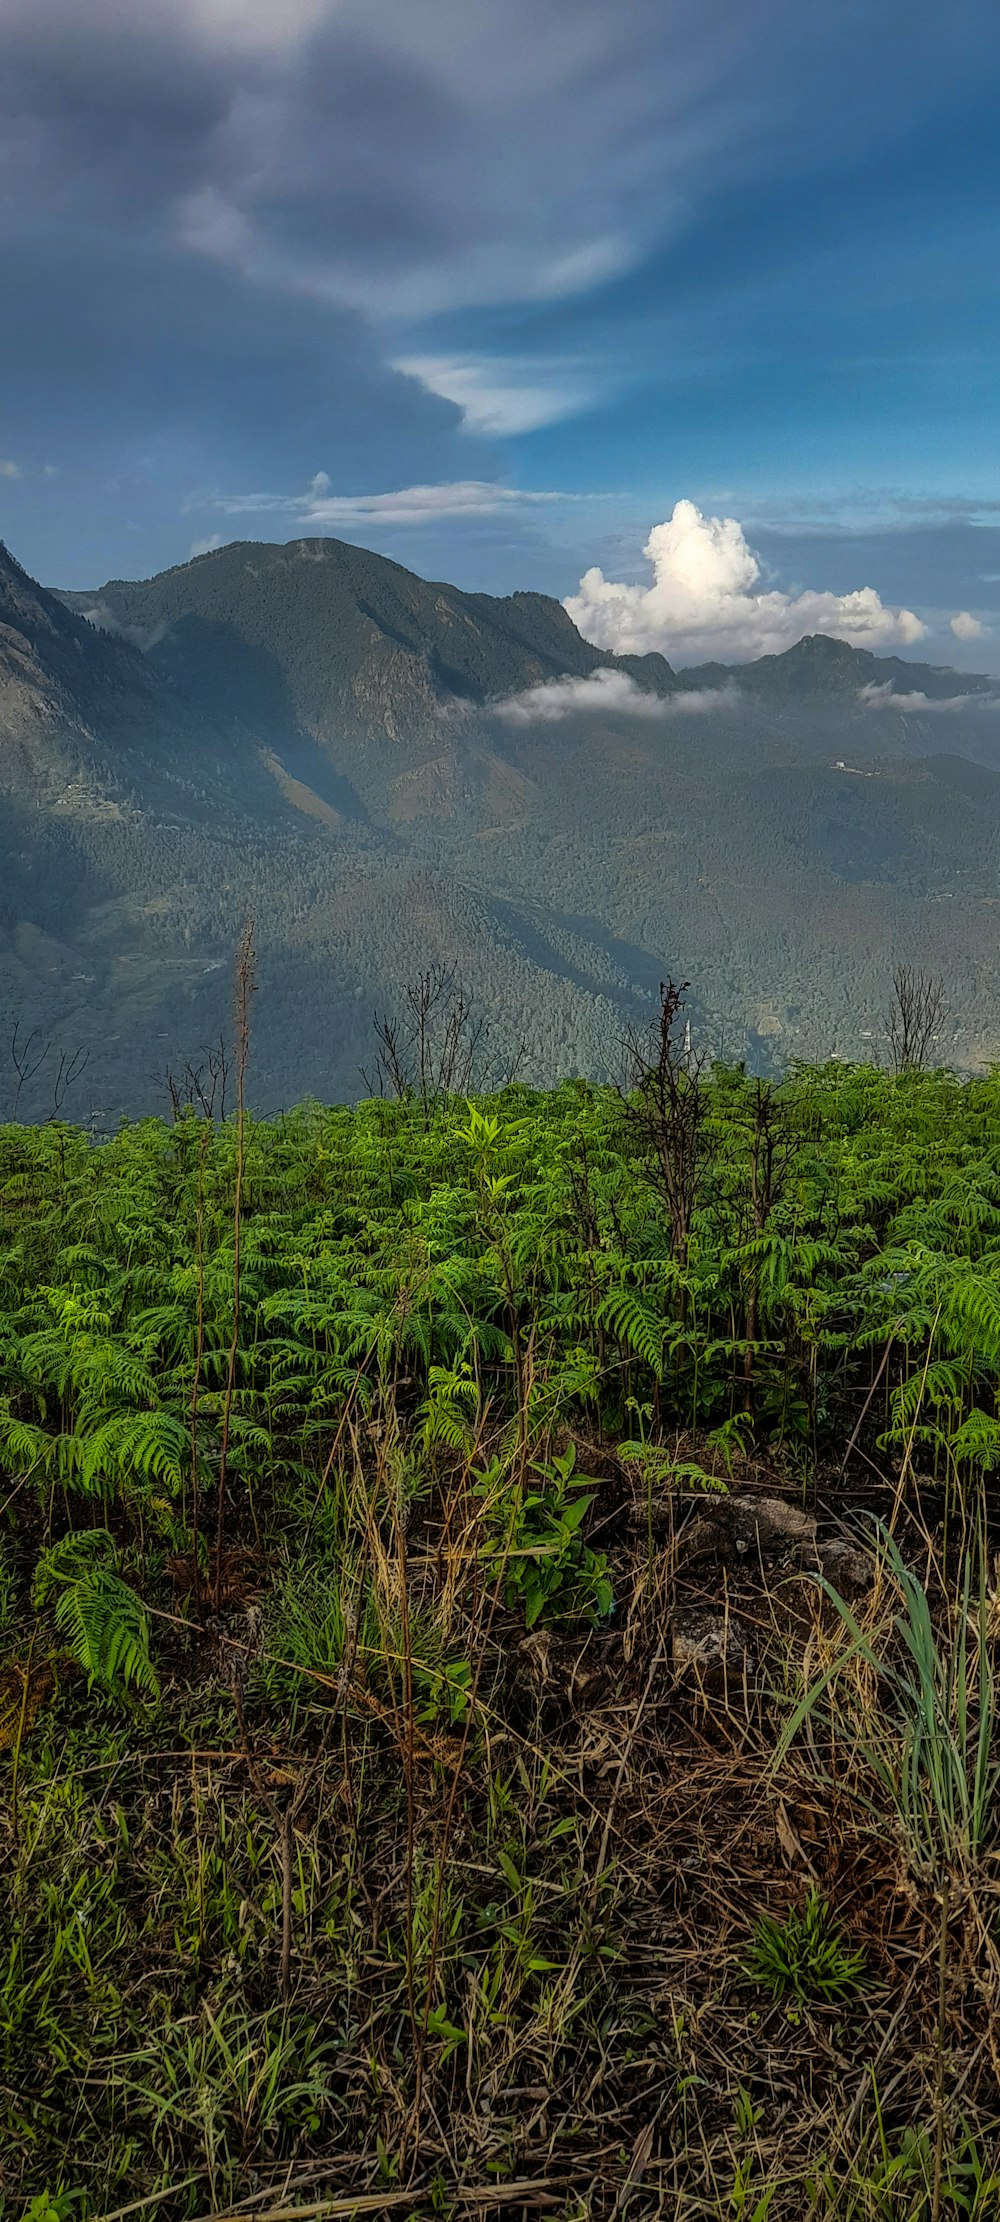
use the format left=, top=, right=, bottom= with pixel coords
left=5, top=1415, right=1000, bottom=2221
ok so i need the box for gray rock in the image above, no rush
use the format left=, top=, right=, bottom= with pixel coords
left=727, top=1494, right=817, bottom=1557
left=816, top=1537, right=873, bottom=1597
left=672, top=1609, right=754, bottom=1684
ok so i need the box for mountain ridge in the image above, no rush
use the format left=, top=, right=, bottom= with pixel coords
left=56, top=536, right=680, bottom=792
left=55, top=535, right=997, bottom=721
left=2, top=528, right=1000, bottom=1119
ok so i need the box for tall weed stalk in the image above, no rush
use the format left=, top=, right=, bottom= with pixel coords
left=214, top=917, right=256, bottom=1609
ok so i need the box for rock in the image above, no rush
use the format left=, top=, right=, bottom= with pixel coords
left=816, top=1537, right=873, bottom=1597
left=675, top=1493, right=817, bottom=1572
left=677, top=1513, right=726, bottom=1563
left=514, top=1629, right=605, bottom=1704
left=727, top=1494, right=817, bottom=1558
left=672, top=1609, right=754, bottom=1685
left=516, top=1629, right=555, bottom=1689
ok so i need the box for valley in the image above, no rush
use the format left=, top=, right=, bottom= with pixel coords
left=2, top=532, right=999, bottom=1118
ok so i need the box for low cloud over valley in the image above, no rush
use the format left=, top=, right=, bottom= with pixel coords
left=495, top=666, right=741, bottom=721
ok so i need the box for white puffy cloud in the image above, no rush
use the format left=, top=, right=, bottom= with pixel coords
left=0, top=459, right=19, bottom=477
left=564, top=499, right=927, bottom=664
left=857, top=683, right=968, bottom=714
left=950, top=609, right=985, bottom=640
left=494, top=667, right=740, bottom=723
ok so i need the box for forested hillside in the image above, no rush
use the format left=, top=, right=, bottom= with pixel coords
left=3, top=1031, right=1000, bottom=2214
left=61, top=535, right=663, bottom=746
left=2, top=530, right=1000, bottom=1119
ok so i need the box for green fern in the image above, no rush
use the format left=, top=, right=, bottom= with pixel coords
left=597, top=1287, right=665, bottom=1372
left=419, top=1360, right=479, bottom=1451
left=31, top=1529, right=159, bottom=1700
left=618, top=1443, right=728, bottom=1493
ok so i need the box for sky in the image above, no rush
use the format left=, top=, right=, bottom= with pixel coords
left=1, top=0, right=999, bottom=667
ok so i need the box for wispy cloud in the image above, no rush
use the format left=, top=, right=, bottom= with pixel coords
left=668, top=685, right=743, bottom=714
left=0, top=459, right=20, bottom=479
left=78, top=601, right=170, bottom=651
left=566, top=500, right=926, bottom=663
left=206, top=475, right=597, bottom=527
left=857, top=682, right=981, bottom=714
left=744, top=492, right=1000, bottom=535
left=394, top=355, right=600, bottom=436
left=186, top=0, right=332, bottom=52
left=494, top=668, right=741, bottom=723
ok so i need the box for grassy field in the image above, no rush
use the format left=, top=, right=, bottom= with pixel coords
left=3, top=1012, right=1000, bottom=2218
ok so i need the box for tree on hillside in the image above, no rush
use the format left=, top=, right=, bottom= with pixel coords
left=621, top=979, right=705, bottom=1268
left=886, top=965, right=947, bottom=1073
left=362, top=964, right=526, bottom=1124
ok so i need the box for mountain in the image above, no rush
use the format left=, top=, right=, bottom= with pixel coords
left=59, top=536, right=673, bottom=809
left=0, top=538, right=183, bottom=808
left=1, top=530, right=999, bottom=1120
left=0, top=537, right=349, bottom=822
left=682, top=630, right=997, bottom=704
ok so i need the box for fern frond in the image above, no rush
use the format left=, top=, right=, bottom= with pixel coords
left=31, top=1530, right=159, bottom=1699
left=597, top=1288, right=665, bottom=1372
left=77, top=1410, right=189, bottom=1496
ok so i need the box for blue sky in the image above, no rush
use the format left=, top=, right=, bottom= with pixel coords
left=0, top=0, right=998, bottom=665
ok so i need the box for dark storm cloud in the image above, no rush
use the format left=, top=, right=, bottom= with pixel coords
left=265, top=28, right=467, bottom=262
left=0, top=0, right=993, bottom=316
left=0, top=0, right=998, bottom=601
left=3, top=0, right=913, bottom=321
left=0, top=8, right=237, bottom=216
left=0, top=231, right=462, bottom=458
left=0, top=0, right=665, bottom=577
left=0, top=1, right=503, bottom=577
left=0, top=225, right=490, bottom=591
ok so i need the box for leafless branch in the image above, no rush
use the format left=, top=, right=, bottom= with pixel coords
left=362, top=964, right=526, bottom=1122
left=886, top=965, right=947, bottom=1074
left=620, top=979, right=705, bottom=1268
left=9, top=1020, right=50, bottom=1119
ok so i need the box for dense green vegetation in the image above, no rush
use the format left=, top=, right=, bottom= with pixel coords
left=3, top=1042, right=1000, bottom=2216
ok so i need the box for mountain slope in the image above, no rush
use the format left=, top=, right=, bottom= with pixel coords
left=59, top=543, right=1000, bottom=800
left=61, top=536, right=674, bottom=769
left=0, top=527, right=996, bottom=1119
left=1, top=539, right=285, bottom=820
left=0, top=538, right=176, bottom=810
left=681, top=630, right=997, bottom=703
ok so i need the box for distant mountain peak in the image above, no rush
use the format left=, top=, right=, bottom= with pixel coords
left=41, top=536, right=996, bottom=725
left=677, top=626, right=992, bottom=702
left=781, top=633, right=869, bottom=663
left=56, top=532, right=632, bottom=748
